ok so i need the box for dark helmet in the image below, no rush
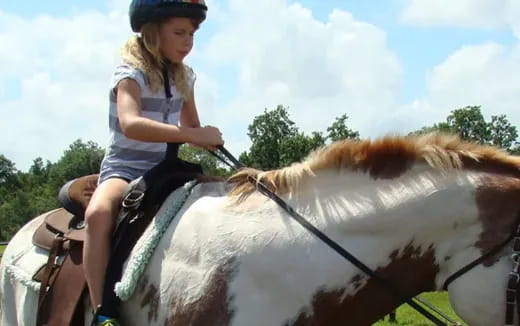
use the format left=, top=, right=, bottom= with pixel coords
left=129, top=0, right=208, bottom=32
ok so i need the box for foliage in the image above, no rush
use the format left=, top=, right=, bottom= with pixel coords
left=178, top=145, right=232, bottom=178
left=488, top=114, right=518, bottom=149
left=0, top=139, right=103, bottom=241
left=240, top=105, right=358, bottom=170
left=47, top=139, right=104, bottom=190
left=327, top=114, right=360, bottom=142
left=279, top=131, right=327, bottom=167
left=1, top=104, right=518, bottom=241
left=0, top=155, right=20, bottom=205
left=412, top=106, right=518, bottom=152
left=446, top=106, right=490, bottom=143
left=240, top=105, right=300, bottom=170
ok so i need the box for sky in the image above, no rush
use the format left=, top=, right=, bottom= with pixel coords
left=1, top=0, right=519, bottom=171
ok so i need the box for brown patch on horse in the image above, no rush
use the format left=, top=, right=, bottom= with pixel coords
left=164, top=261, right=236, bottom=326
left=475, top=175, right=520, bottom=266
left=137, top=275, right=149, bottom=295
left=141, top=283, right=160, bottom=323
left=230, top=132, right=520, bottom=200
left=352, top=137, right=417, bottom=179
left=290, top=244, right=438, bottom=326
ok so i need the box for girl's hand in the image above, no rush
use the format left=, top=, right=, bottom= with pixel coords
left=192, top=126, right=224, bottom=149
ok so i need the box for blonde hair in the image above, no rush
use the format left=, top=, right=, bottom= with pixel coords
left=121, top=22, right=192, bottom=99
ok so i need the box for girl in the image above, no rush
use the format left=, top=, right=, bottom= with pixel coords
left=83, top=1, right=222, bottom=324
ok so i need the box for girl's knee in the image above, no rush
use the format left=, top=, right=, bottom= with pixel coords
left=85, top=203, right=115, bottom=234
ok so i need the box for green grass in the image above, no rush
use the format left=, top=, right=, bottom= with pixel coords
left=0, top=244, right=5, bottom=262
left=373, top=292, right=466, bottom=326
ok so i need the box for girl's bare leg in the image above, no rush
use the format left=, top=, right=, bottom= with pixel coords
left=83, top=178, right=128, bottom=309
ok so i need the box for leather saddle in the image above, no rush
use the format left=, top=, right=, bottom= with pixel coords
left=31, top=174, right=98, bottom=326
left=30, top=145, right=214, bottom=325
left=33, top=174, right=98, bottom=250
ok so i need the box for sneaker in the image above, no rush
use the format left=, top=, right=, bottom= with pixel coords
left=97, top=316, right=120, bottom=326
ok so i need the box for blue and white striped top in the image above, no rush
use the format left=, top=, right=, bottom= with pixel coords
left=99, top=63, right=195, bottom=183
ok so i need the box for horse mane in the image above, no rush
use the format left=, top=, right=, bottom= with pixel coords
left=228, top=132, right=520, bottom=199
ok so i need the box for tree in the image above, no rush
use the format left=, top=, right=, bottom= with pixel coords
left=412, top=106, right=519, bottom=152
left=0, top=155, right=19, bottom=205
left=279, top=131, right=326, bottom=167
left=445, top=106, right=489, bottom=143
left=327, top=114, right=359, bottom=142
left=240, top=106, right=360, bottom=170
left=27, top=157, right=52, bottom=187
left=47, top=139, right=104, bottom=190
left=0, top=139, right=105, bottom=241
left=0, top=155, right=17, bottom=184
left=411, top=122, right=451, bottom=136
left=488, top=115, right=518, bottom=149
left=241, top=105, right=299, bottom=169
left=240, top=106, right=330, bottom=169
left=178, top=145, right=231, bottom=178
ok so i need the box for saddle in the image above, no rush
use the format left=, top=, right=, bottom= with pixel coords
left=30, top=144, right=211, bottom=326
left=33, top=173, right=98, bottom=250
left=32, top=174, right=99, bottom=326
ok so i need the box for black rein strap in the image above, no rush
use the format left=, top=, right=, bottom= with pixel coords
left=213, top=146, right=448, bottom=326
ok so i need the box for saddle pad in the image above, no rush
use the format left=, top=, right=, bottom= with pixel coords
left=115, top=180, right=198, bottom=300
left=3, top=242, right=50, bottom=293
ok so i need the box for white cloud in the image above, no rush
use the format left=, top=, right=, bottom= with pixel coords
left=201, top=0, right=402, bottom=151
left=4, top=0, right=518, bottom=172
left=400, top=42, right=520, bottom=132
left=400, top=0, right=520, bottom=38
left=0, top=7, right=130, bottom=171
left=397, top=0, right=520, bottom=135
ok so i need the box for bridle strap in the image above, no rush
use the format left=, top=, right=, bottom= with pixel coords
left=213, top=145, right=519, bottom=326
left=442, top=220, right=520, bottom=326
left=443, top=230, right=515, bottom=291
left=251, top=174, right=447, bottom=325
left=213, top=146, right=447, bottom=326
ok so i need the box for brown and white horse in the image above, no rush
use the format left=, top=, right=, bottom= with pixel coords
left=1, top=133, right=520, bottom=326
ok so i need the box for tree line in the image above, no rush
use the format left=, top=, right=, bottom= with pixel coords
left=0, top=105, right=518, bottom=240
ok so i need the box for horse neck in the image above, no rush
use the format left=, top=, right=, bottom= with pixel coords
left=257, top=166, right=478, bottom=325
left=284, top=165, right=484, bottom=286
left=264, top=163, right=520, bottom=325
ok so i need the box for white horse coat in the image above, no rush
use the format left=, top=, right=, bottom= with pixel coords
left=2, top=133, right=520, bottom=326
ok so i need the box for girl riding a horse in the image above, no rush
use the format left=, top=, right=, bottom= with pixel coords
left=83, top=1, right=223, bottom=324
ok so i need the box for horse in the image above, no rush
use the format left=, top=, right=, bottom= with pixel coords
left=1, top=132, right=520, bottom=326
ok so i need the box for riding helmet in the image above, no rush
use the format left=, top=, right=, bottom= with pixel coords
left=129, top=0, right=208, bottom=32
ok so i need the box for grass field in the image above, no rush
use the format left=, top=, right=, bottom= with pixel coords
left=0, top=244, right=5, bottom=262
left=374, top=292, right=466, bottom=326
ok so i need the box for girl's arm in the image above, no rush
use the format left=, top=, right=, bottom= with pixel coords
left=116, top=79, right=222, bottom=146
left=180, top=88, right=201, bottom=128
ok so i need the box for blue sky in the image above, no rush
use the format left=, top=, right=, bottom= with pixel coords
left=1, top=0, right=519, bottom=171
left=5, top=0, right=515, bottom=104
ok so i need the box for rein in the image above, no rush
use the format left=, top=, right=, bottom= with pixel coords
left=212, top=146, right=460, bottom=325
left=212, top=145, right=520, bottom=326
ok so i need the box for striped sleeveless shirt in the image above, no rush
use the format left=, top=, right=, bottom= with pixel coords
left=99, top=63, right=195, bottom=183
